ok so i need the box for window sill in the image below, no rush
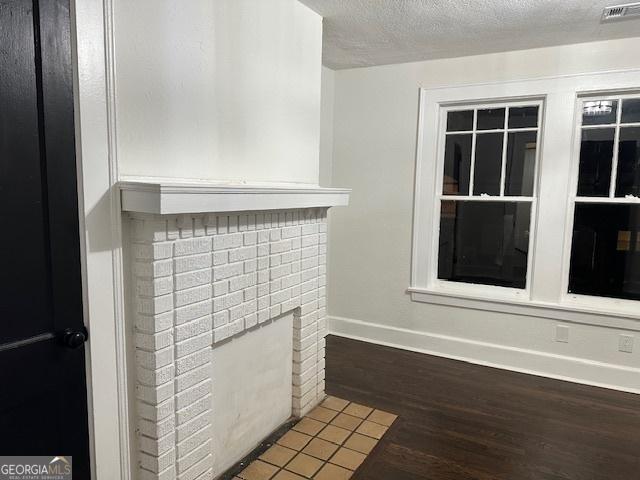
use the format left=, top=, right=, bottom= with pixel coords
left=408, top=286, right=640, bottom=331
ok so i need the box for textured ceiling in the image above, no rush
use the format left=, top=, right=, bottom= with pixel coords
left=298, top=0, right=640, bottom=69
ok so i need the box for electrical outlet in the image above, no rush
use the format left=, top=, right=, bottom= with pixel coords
left=619, top=335, right=634, bottom=353
left=555, top=325, right=569, bottom=343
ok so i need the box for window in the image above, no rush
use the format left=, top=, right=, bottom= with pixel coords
left=569, top=96, right=640, bottom=301
left=412, top=70, right=640, bottom=323
left=437, top=102, right=541, bottom=290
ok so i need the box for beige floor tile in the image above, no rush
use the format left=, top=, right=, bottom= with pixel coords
left=277, top=430, right=313, bottom=451
left=284, top=453, right=324, bottom=478
left=238, top=460, right=279, bottom=480
left=343, top=433, right=378, bottom=454
left=302, top=437, right=339, bottom=461
left=313, top=463, right=352, bottom=480
left=355, top=420, right=388, bottom=439
left=292, top=417, right=326, bottom=436
left=317, top=424, right=351, bottom=445
left=306, top=406, right=338, bottom=423
left=273, top=470, right=306, bottom=480
left=330, top=413, right=362, bottom=431
left=329, top=447, right=367, bottom=471
left=367, top=409, right=398, bottom=427
left=343, top=403, right=374, bottom=419
left=320, top=396, right=350, bottom=412
left=260, top=444, right=298, bottom=467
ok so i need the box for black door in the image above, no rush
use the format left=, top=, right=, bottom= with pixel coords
left=0, top=0, right=90, bottom=476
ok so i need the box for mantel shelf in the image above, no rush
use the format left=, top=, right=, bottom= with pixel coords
left=118, top=179, right=351, bottom=215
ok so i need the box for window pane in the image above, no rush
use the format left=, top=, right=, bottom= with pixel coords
left=473, top=133, right=503, bottom=196
left=615, top=127, right=640, bottom=197
left=443, top=135, right=472, bottom=195
left=621, top=98, right=640, bottom=124
left=569, top=204, right=640, bottom=301
left=477, top=108, right=505, bottom=130
left=438, top=201, right=531, bottom=288
left=447, top=110, right=473, bottom=132
left=508, top=106, right=538, bottom=128
left=577, top=128, right=614, bottom=197
left=582, top=99, right=618, bottom=126
left=505, top=131, right=537, bottom=196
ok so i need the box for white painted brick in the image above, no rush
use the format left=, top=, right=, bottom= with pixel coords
left=290, top=285, right=301, bottom=298
left=256, top=213, right=265, bottom=230
left=318, top=296, right=326, bottom=308
left=175, top=379, right=212, bottom=412
left=138, top=398, right=174, bottom=422
left=301, top=246, right=319, bottom=259
left=300, top=290, right=317, bottom=305
left=318, top=286, right=326, bottom=298
left=271, top=264, right=291, bottom=280
left=281, top=226, right=301, bottom=239
left=300, top=300, right=318, bottom=316
left=301, top=267, right=319, bottom=283
left=136, top=277, right=173, bottom=298
left=175, top=269, right=212, bottom=291
left=216, top=215, right=228, bottom=234
left=136, top=381, right=174, bottom=404
left=271, top=289, right=291, bottom=305
left=319, top=244, right=327, bottom=255
left=270, top=229, right=281, bottom=241
left=293, top=353, right=317, bottom=375
left=301, top=234, right=318, bottom=248
left=281, top=251, right=296, bottom=264
left=291, top=261, right=300, bottom=274
left=229, top=246, right=256, bottom=263
left=178, top=440, right=211, bottom=473
left=270, top=254, right=282, bottom=267
left=270, top=304, right=281, bottom=317
left=213, top=262, right=243, bottom=281
left=229, top=304, right=244, bottom=322
left=176, top=395, right=211, bottom=426
left=244, top=231, right=257, bottom=245
left=257, top=283, right=269, bottom=297
left=213, top=310, right=229, bottom=328
left=243, top=300, right=257, bottom=315
left=244, top=259, right=257, bottom=273
left=244, top=286, right=257, bottom=301
left=258, top=296, right=269, bottom=310
left=224, top=291, right=243, bottom=309
left=137, top=364, right=174, bottom=387
left=174, top=254, right=212, bottom=274
left=140, top=432, right=174, bottom=456
left=270, top=240, right=291, bottom=254
left=137, top=294, right=173, bottom=315
left=175, top=316, right=212, bottom=342
left=193, top=217, right=205, bottom=237
left=175, top=349, right=211, bottom=376
left=139, top=415, right=175, bottom=439
left=319, top=233, right=327, bottom=244
left=212, top=324, right=232, bottom=343
left=134, top=259, right=173, bottom=279
left=178, top=455, right=213, bottom=480
left=301, top=257, right=318, bottom=271
left=136, top=312, right=173, bottom=334
left=318, top=223, right=327, bottom=233
left=134, top=242, right=173, bottom=261
left=258, top=230, right=269, bottom=244
left=291, top=237, right=301, bottom=250
left=300, top=278, right=318, bottom=294
left=213, top=233, right=242, bottom=251
left=175, top=285, right=211, bottom=308
left=175, top=332, right=212, bottom=358
left=140, top=466, right=175, bottom=480
left=140, top=449, right=175, bottom=474
left=175, top=363, right=210, bottom=392
left=293, top=365, right=317, bottom=387
left=318, top=264, right=326, bottom=275
left=228, top=215, right=238, bottom=233
left=212, top=251, right=227, bottom=266
left=137, top=346, right=174, bottom=370
left=318, top=254, right=326, bottom=265
left=175, top=300, right=212, bottom=325
left=301, top=224, right=318, bottom=235
left=257, top=308, right=270, bottom=323
left=212, top=280, right=228, bottom=297
left=136, top=330, right=173, bottom=351
left=176, top=409, right=210, bottom=442
left=258, top=270, right=269, bottom=284
left=244, top=313, right=258, bottom=329
left=282, top=273, right=301, bottom=289
left=270, top=279, right=282, bottom=293
left=294, top=323, right=317, bottom=342
left=174, top=238, right=211, bottom=257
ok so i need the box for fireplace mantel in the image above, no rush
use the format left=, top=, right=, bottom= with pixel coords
left=118, top=178, right=351, bottom=214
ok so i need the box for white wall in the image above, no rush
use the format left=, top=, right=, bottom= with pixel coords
left=210, top=314, right=293, bottom=478
left=327, top=37, right=640, bottom=392
left=113, top=0, right=322, bottom=184
left=319, top=67, right=335, bottom=187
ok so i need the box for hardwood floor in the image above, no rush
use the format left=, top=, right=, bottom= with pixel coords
left=325, top=335, right=640, bottom=480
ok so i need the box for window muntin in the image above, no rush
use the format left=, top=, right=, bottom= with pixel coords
left=569, top=95, right=640, bottom=301
left=437, top=102, right=541, bottom=290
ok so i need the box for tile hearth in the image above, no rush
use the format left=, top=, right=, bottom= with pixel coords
left=234, top=396, right=397, bottom=480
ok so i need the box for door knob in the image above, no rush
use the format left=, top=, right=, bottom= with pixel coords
left=61, top=328, right=88, bottom=349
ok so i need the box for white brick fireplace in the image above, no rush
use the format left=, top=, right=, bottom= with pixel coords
left=120, top=181, right=349, bottom=480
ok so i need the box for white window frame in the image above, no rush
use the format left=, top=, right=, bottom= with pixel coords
left=410, top=69, right=640, bottom=331
left=433, top=99, right=543, bottom=300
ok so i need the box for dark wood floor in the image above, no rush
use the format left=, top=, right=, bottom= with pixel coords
left=325, top=335, right=640, bottom=480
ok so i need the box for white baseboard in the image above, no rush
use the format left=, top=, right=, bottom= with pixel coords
left=328, top=316, right=640, bottom=395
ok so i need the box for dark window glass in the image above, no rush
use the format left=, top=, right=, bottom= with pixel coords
left=582, top=100, right=618, bottom=126
left=508, top=106, right=538, bottom=128
left=473, top=133, right=503, bottom=196
left=621, top=98, right=640, bottom=124
left=438, top=201, right=531, bottom=288
left=577, top=128, right=614, bottom=197
left=447, top=110, right=473, bottom=132
left=477, top=108, right=505, bottom=130
left=616, top=127, right=640, bottom=197
left=443, top=135, right=472, bottom=195
left=569, top=204, right=640, bottom=301
left=505, top=131, right=537, bottom=196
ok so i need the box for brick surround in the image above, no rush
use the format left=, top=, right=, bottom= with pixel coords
left=129, top=208, right=328, bottom=480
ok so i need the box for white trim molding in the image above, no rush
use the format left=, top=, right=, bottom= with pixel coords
left=411, top=68, right=640, bottom=329
left=329, top=315, right=640, bottom=395
left=119, top=178, right=351, bottom=215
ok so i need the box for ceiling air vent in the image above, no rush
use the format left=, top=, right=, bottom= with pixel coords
left=602, top=2, right=640, bottom=21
